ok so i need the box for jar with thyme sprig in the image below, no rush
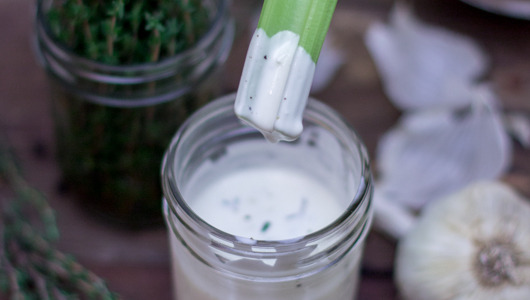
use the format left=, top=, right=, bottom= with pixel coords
left=35, top=0, right=235, bottom=228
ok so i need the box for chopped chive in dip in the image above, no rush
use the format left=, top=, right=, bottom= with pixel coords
left=261, top=221, right=271, bottom=232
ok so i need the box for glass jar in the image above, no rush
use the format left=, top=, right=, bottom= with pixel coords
left=34, top=0, right=235, bottom=228
left=161, top=94, right=373, bottom=299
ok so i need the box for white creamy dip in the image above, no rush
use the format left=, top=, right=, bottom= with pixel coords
left=235, top=28, right=316, bottom=142
left=182, top=134, right=349, bottom=240
left=188, top=165, right=343, bottom=240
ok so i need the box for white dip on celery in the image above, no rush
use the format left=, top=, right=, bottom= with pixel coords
left=235, top=28, right=316, bottom=142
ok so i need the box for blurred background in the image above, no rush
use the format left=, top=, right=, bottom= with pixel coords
left=1, top=0, right=529, bottom=299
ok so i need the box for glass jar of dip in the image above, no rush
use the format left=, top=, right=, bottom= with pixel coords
left=161, top=94, right=373, bottom=299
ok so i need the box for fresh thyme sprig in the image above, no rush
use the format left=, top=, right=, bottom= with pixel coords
left=0, top=139, right=120, bottom=299
left=46, top=0, right=210, bottom=64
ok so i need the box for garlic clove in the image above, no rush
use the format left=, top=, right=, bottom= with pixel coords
left=395, top=181, right=530, bottom=300
left=375, top=87, right=512, bottom=210
left=364, top=2, right=488, bottom=111
left=503, top=111, right=530, bottom=148
left=372, top=188, right=417, bottom=240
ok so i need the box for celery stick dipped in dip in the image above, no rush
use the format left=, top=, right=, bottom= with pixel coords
left=235, top=0, right=338, bottom=142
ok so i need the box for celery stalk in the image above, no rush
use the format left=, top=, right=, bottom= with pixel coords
left=258, top=0, right=337, bottom=63
left=235, top=0, right=338, bottom=142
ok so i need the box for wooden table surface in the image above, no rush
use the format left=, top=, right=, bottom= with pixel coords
left=1, top=0, right=529, bottom=299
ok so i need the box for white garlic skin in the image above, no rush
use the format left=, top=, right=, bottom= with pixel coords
left=395, top=181, right=530, bottom=300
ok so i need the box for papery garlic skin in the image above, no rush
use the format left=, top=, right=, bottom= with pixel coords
left=395, top=181, right=530, bottom=300
left=364, top=2, right=488, bottom=112
left=375, top=92, right=511, bottom=210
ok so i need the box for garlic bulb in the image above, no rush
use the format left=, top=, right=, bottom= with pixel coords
left=395, top=181, right=530, bottom=300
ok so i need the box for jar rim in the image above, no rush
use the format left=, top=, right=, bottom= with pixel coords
left=35, top=0, right=231, bottom=71
left=162, top=93, right=373, bottom=253
left=35, top=0, right=235, bottom=107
